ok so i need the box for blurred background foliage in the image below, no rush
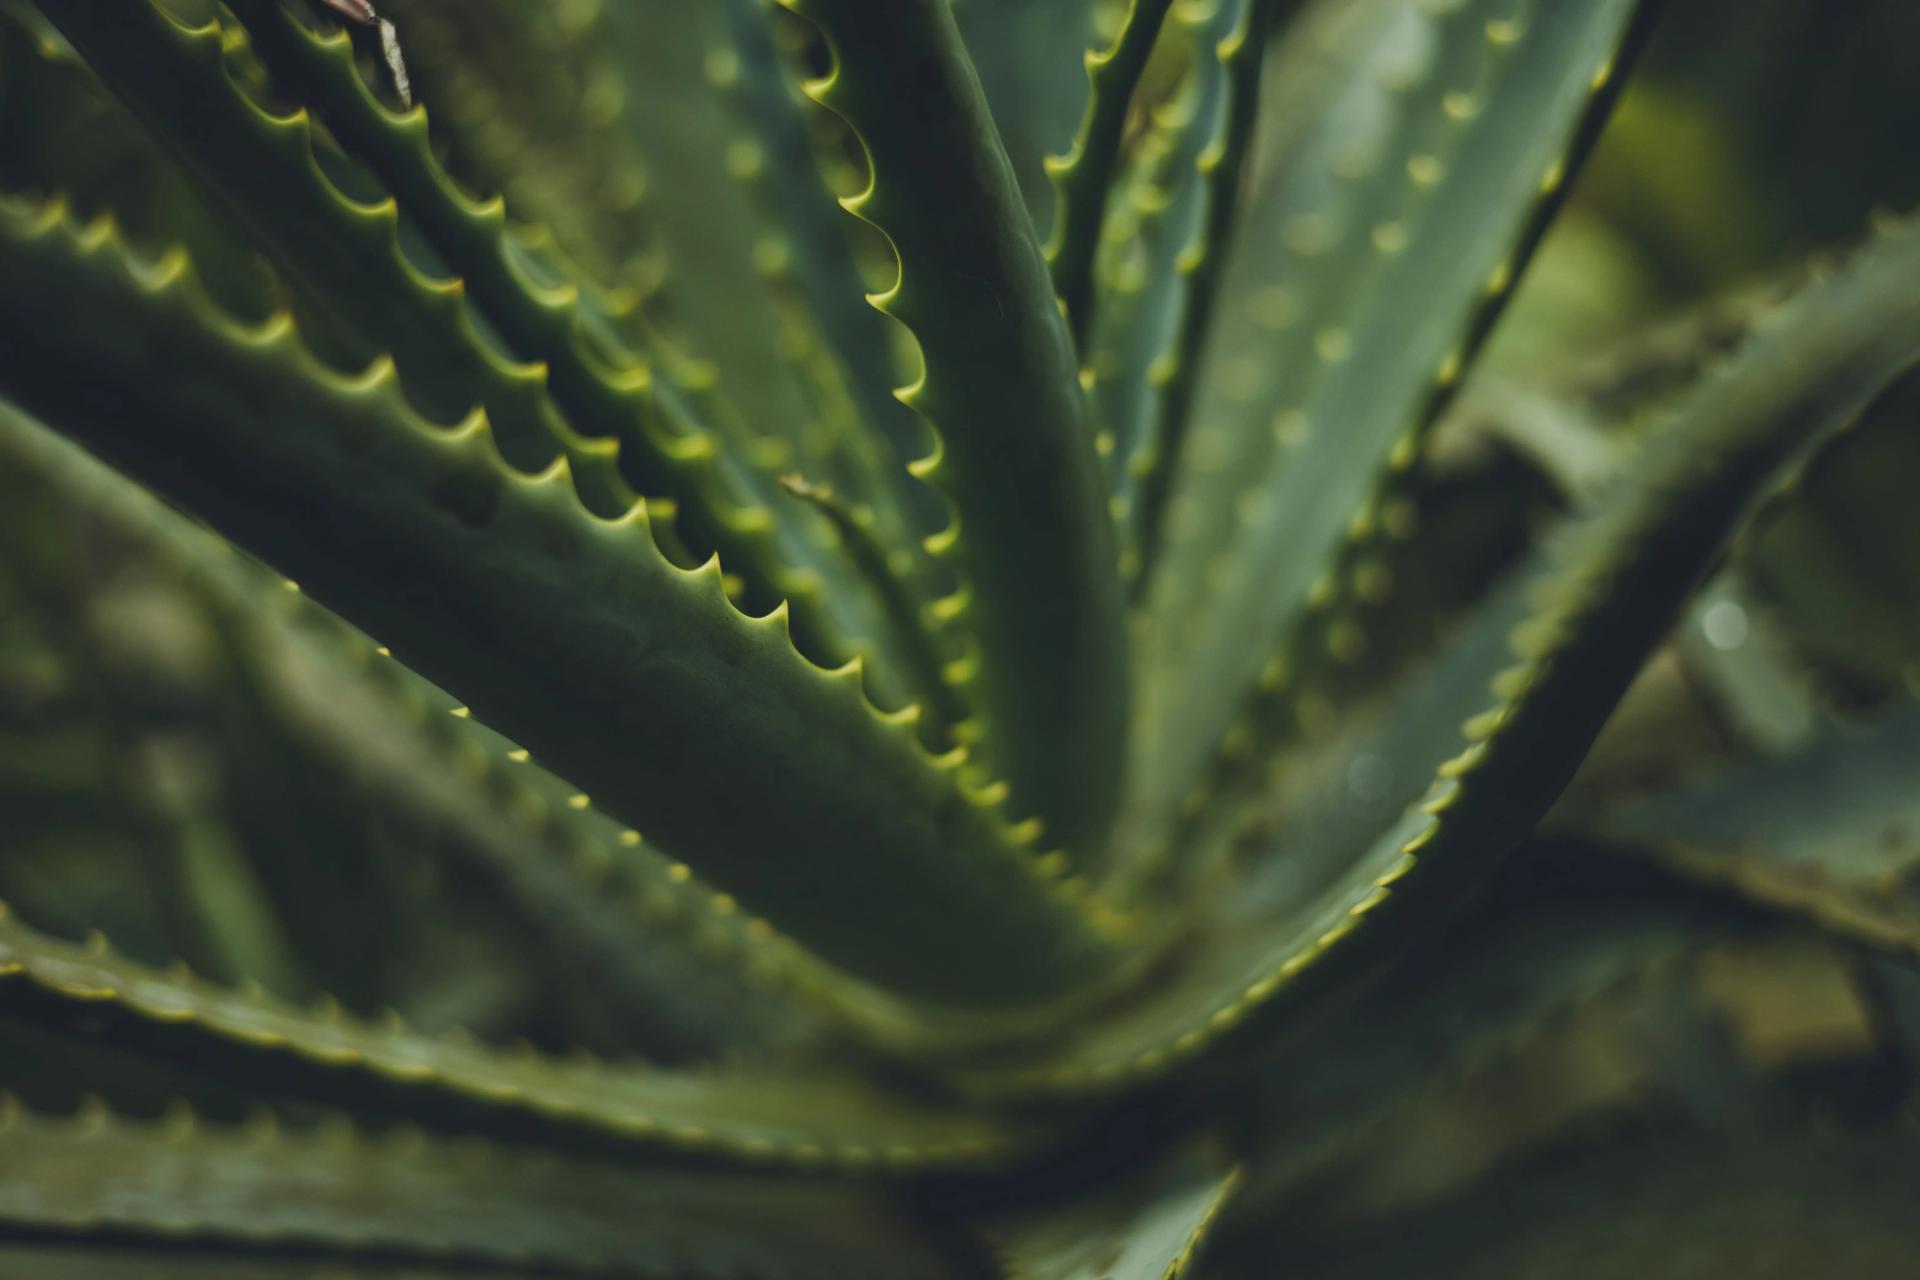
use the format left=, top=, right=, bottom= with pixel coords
left=4, top=0, right=1920, bottom=1269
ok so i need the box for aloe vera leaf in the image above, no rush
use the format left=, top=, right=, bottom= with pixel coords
left=781, top=475, right=973, bottom=736
left=0, top=200, right=1120, bottom=1007
left=943, top=213, right=1920, bottom=1096
left=566, top=0, right=958, bottom=637
left=33, top=0, right=561, bottom=455
left=777, top=0, right=1131, bottom=859
left=1125, top=0, right=1298, bottom=592
left=1047, top=0, right=1179, bottom=349
left=1093, top=0, right=1244, bottom=568
left=721, top=0, right=930, bottom=468
left=0, top=1099, right=980, bottom=1280
left=0, top=904, right=1024, bottom=1173
left=1129, top=0, right=1655, bottom=846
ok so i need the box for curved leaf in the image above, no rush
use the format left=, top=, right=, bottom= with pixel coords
left=1128, top=0, right=1656, bottom=850
left=1046, top=0, right=1179, bottom=348
left=0, top=905, right=1022, bottom=1173
left=778, top=0, right=1131, bottom=860
left=0, top=1098, right=977, bottom=1279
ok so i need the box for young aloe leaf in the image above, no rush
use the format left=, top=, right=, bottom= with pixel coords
left=581, top=2, right=901, bottom=465
left=1128, top=0, right=1656, bottom=848
left=718, top=0, right=954, bottom=541
left=0, top=1098, right=980, bottom=1280
left=0, top=199, right=1120, bottom=1007
left=720, top=0, right=909, bottom=426
left=1046, top=0, right=1179, bottom=349
left=0, top=906, right=1022, bottom=1173
left=944, top=212, right=1920, bottom=1096
left=777, top=0, right=1131, bottom=859
left=1592, top=696, right=1920, bottom=960
left=1126, top=0, right=1295, bottom=592
left=987, top=1140, right=1244, bottom=1280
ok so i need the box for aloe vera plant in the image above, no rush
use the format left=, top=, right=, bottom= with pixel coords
left=4, top=0, right=1920, bottom=1274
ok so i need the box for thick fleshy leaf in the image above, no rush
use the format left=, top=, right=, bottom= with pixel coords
left=1127, top=0, right=1655, bottom=850
left=1125, top=0, right=1297, bottom=590
left=778, top=0, right=1131, bottom=860
left=0, top=1099, right=977, bottom=1279
left=1046, top=0, right=1179, bottom=349
left=0, top=904, right=1023, bottom=1173
left=1088, top=0, right=1243, bottom=529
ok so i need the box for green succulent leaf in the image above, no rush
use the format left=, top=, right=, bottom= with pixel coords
left=1046, top=0, right=1179, bottom=349
left=0, top=903, right=1021, bottom=1173
left=1127, top=0, right=1656, bottom=849
left=1125, top=0, right=1293, bottom=592
left=1087, top=0, right=1243, bottom=532
left=0, top=1098, right=978, bottom=1279
left=777, top=0, right=1131, bottom=860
